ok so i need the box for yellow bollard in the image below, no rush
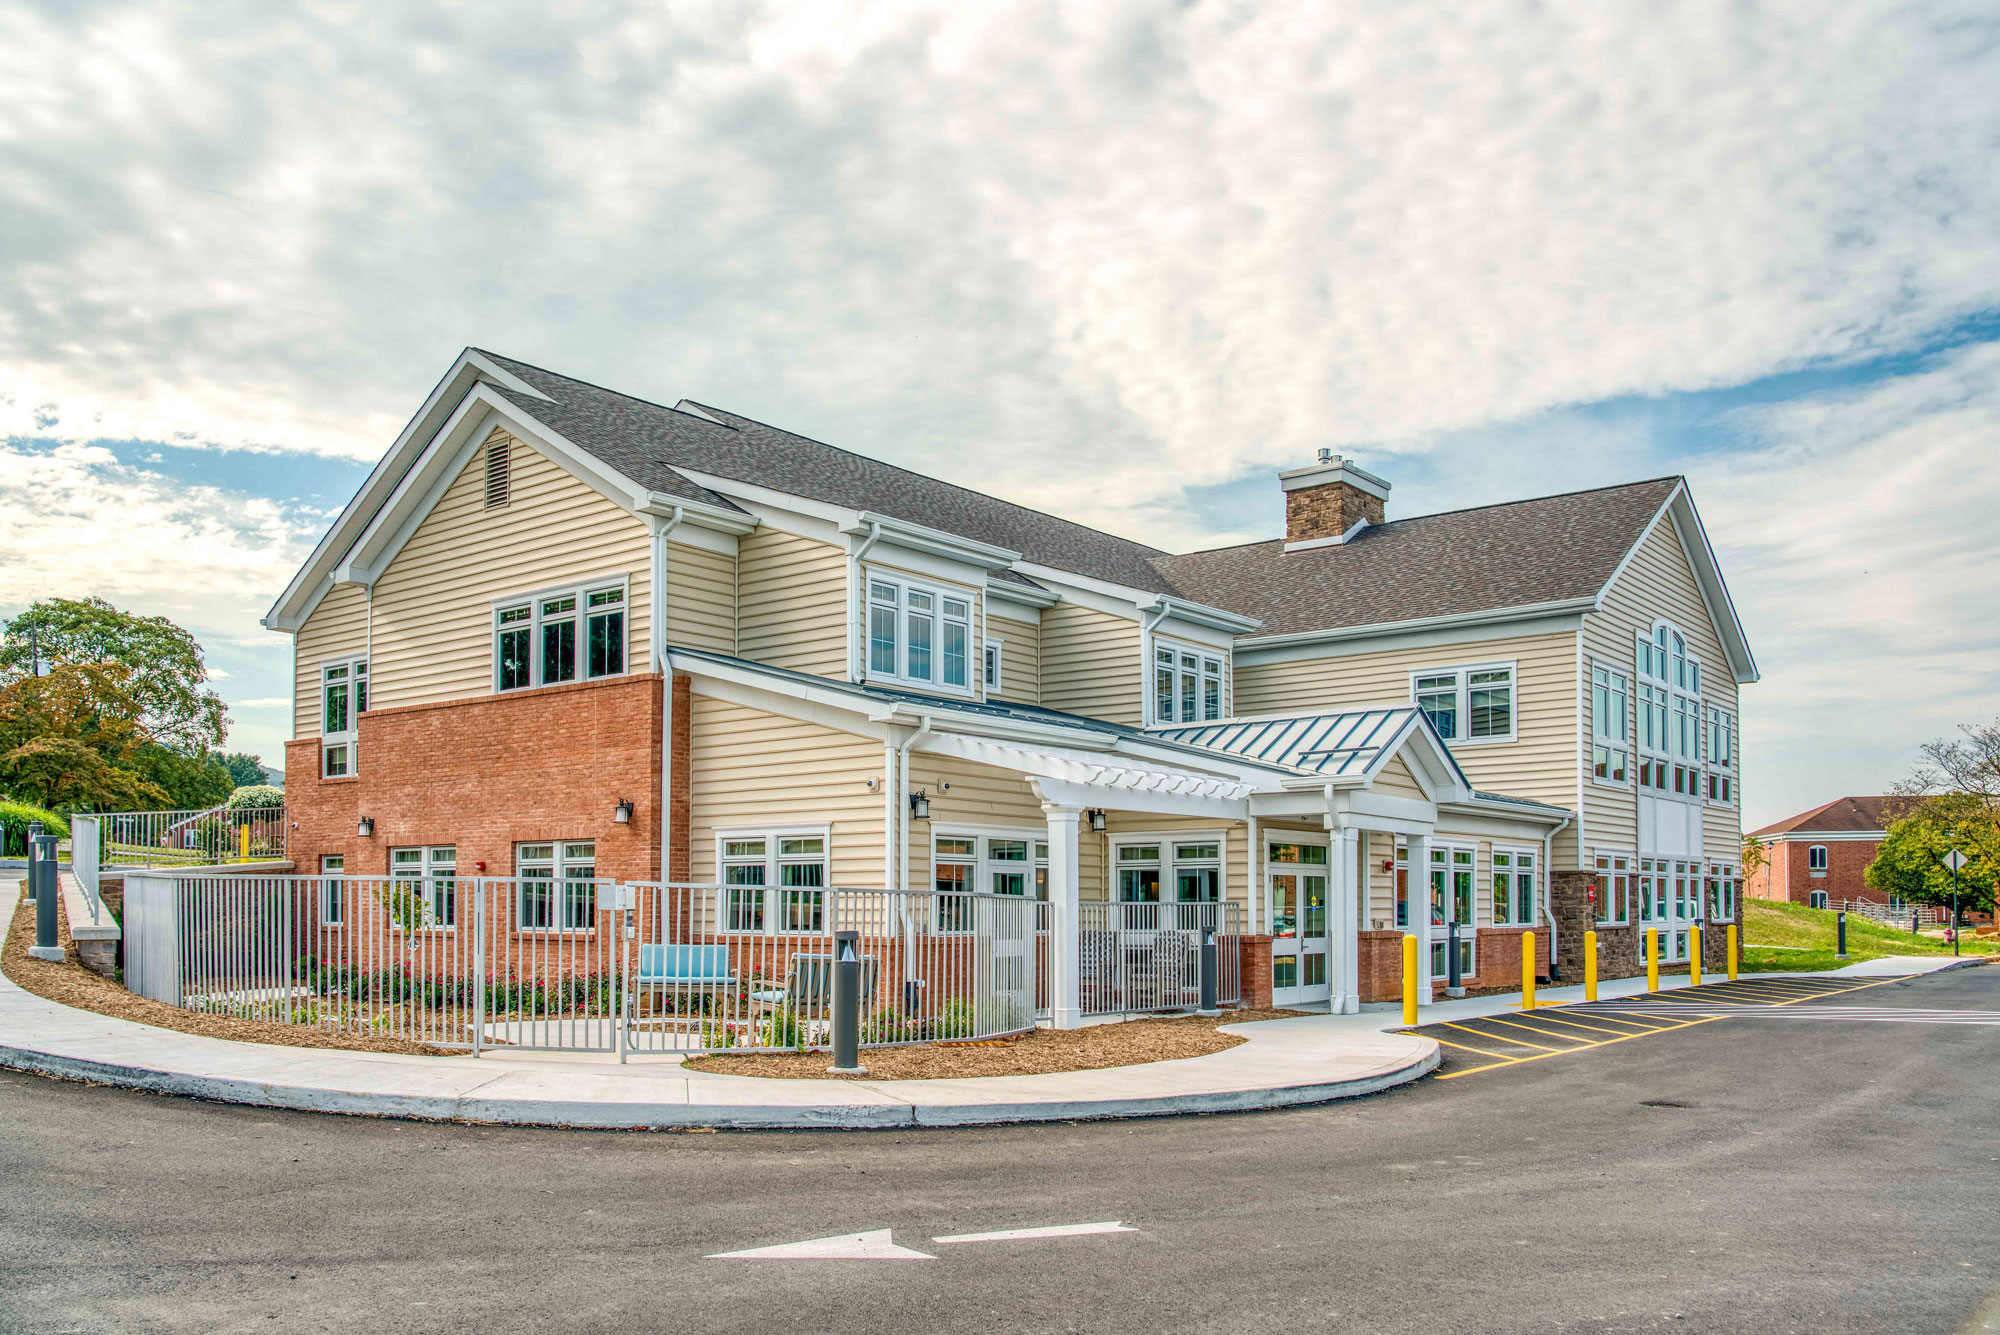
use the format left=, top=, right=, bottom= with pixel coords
left=1728, top=924, right=1739, bottom=980
left=239, top=825, right=250, bottom=860
left=1646, top=928, right=1660, bottom=993
left=1690, top=926, right=1702, bottom=987
left=1521, top=930, right=1536, bottom=1009
left=1402, top=934, right=1419, bottom=1026
left=1584, top=929, right=1599, bottom=1001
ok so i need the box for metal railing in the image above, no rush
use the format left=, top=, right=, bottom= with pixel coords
left=1835, top=898, right=1945, bottom=927
left=96, top=804, right=287, bottom=869
left=1080, top=900, right=1243, bottom=1017
left=121, top=875, right=1052, bottom=1055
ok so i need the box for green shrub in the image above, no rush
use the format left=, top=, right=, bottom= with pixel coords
left=931, top=998, right=977, bottom=1040
left=226, top=785, right=284, bottom=810
left=0, top=800, right=68, bottom=856
left=861, top=1006, right=912, bottom=1045
left=760, top=1005, right=807, bottom=1050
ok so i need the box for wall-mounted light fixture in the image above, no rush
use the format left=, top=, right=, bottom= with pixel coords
left=357, top=816, right=374, bottom=838
left=909, top=790, right=931, bottom=820
left=1382, top=859, right=1396, bottom=873
left=1087, top=809, right=1107, bottom=833
left=613, top=799, right=634, bottom=825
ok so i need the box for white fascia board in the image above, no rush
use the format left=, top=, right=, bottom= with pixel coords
left=845, top=512, right=1021, bottom=571
left=1667, top=491, right=1761, bottom=685
left=1149, top=594, right=1262, bottom=636
left=1434, top=803, right=1573, bottom=841
left=665, top=466, right=858, bottom=534
left=264, top=348, right=550, bottom=630
left=687, top=674, right=896, bottom=744
left=1030, top=776, right=1247, bottom=823
left=1235, top=613, right=1587, bottom=669
left=1334, top=790, right=1437, bottom=828
left=1442, top=796, right=1574, bottom=828
left=635, top=492, right=757, bottom=535
left=1007, top=560, right=1164, bottom=619
left=987, top=584, right=1056, bottom=618
left=1234, top=598, right=1599, bottom=656
left=1760, top=829, right=1884, bottom=844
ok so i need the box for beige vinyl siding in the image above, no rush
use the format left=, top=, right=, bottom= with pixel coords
left=369, top=429, right=651, bottom=711
left=1235, top=630, right=1581, bottom=863
left=1102, top=815, right=1250, bottom=910
left=738, top=528, right=847, bottom=678
left=666, top=541, right=737, bottom=655
left=686, top=695, right=884, bottom=886
left=988, top=614, right=1041, bottom=705
left=292, top=582, right=370, bottom=738
left=1583, top=516, right=1742, bottom=866
left=1040, top=603, right=1142, bottom=725
left=1371, top=755, right=1427, bottom=801
left=905, top=755, right=1065, bottom=894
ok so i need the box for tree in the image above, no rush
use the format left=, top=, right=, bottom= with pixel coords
left=133, top=743, right=236, bottom=811
left=0, top=598, right=227, bottom=757
left=0, top=663, right=170, bottom=810
left=1741, top=833, right=1768, bottom=881
left=1864, top=794, right=1998, bottom=919
left=217, top=751, right=272, bottom=788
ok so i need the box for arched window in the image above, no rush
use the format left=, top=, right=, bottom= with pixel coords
left=1808, top=845, right=1828, bottom=874
left=1636, top=621, right=1705, bottom=798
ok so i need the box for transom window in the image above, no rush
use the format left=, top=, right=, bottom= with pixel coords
left=517, top=841, right=597, bottom=932
left=1413, top=663, right=1515, bottom=743
left=1491, top=849, right=1538, bottom=928
left=867, top=572, right=974, bottom=693
left=320, top=657, right=366, bottom=778
left=1152, top=640, right=1225, bottom=724
left=1114, top=838, right=1227, bottom=903
left=1593, top=853, right=1632, bottom=925
left=935, top=831, right=1049, bottom=932
left=720, top=831, right=828, bottom=934
left=1591, top=665, right=1630, bottom=785
left=494, top=580, right=627, bottom=692
left=390, top=845, right=456, bottom=929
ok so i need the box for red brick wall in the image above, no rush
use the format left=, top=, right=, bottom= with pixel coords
left=1358, top=930, right=1405, bottom=1002
left=1239, top=935, right=1273, bottom=1009
left=285, top=674, right=664, bottom=883
left=1748, top=838, right=1885, bottom=906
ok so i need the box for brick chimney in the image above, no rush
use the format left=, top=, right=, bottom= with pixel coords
left=1280, top=450, right=1390, bottom=550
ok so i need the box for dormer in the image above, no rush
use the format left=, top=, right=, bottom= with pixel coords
left=1280, top=450, right=1391, bottom=551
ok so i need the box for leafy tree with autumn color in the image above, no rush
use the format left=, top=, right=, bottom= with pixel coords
left=0, top=663, right=170, bottom=810
left=1866, top=720, right=2000, bottom=921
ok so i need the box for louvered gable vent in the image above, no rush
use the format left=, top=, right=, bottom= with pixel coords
left=483, top=434, right=511, bottom=509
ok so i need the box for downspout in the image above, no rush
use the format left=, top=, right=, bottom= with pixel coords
left=1541, top=813, right=1571, bottom=984
left=1140, top=601, right=1171, bottom=721
left=849, top=520, right=884, bottom=684
left=654, top=508, right=684, bottom=884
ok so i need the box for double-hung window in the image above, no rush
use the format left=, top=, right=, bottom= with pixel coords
left=1706, top=706, right=1736, bottom=804
left=1491, top=849, right=1538, bottom=927
left=867, top=572, right=974, bottom=694
left=1412, top=664, right=1514, bottom=743
left=390, top=845, right=456, bottom=929
left=934, top=832, right=1047, bottom=932
left=517, top=841, right=596, bottom=931
left=320, top=657, right=366, bottom=778
left=1152, top=640, right=1225, bottom=724
left=1115, top=838, right=1226, bottom=924
left=494, top=579, right=628, bottom=692
left=1593, top=853, right=1631, bottom=925
left=1807, top=844, right=1828, bottom=875
left=1638, top=624, right=1702, bottom=799
left=319, top=855, right=344, bottom=925
left=1591, top=665, right=1630, bottom=784
left=719, top=832, right=828, bottom=934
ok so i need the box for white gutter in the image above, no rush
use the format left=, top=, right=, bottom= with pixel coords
left=849, top=520, right=884, bottom=683
left=895, top=713, right=936, bottom=891
left=1541, top=812, right=1571, bottom=984
left=653, top=507, right=684, bottom=882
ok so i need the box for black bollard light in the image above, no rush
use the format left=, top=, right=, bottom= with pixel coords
left=827, top=930, right=866, bottom=1075
left=29, top=834, right=64, bottom=962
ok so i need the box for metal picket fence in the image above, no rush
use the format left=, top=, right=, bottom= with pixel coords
left=97, top=804, right=287, bottom=868
left=121, top=874, right=1054, bottom=1056
left=1080, top=900, right=1243, bottom=1017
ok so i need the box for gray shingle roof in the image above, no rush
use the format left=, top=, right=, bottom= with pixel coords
left=1147, top=477, right=1680, bottom=638
left=476, top=352, right=1176, bottom=593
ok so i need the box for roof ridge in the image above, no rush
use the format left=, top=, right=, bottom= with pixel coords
left=471, top=349, right=739, bottom=433
left=678, top=399, right=1172, bottom=559
left=1161, top=475, right=1684, bottom=561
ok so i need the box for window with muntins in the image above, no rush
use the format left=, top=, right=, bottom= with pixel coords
left=1152, top=639, right=1225, bottom=725
left=1808, top=844, right=1828, bottom=874
left=982, top=639, right=1002, bottom=693
left=720, top=832, right=828, bottom=934
left=1492, top=849, right=1538, bottom=927
left=319, top=855, right=344, bottom=924
left=935, top=831, right=1048, bottom=932
left=1593, top=853, right=1631, bottom=925
left=494, top=580, right=627, bottom=692
left=390, top=845, right=456, bottom=929
left=517, top=841, right=596, bottom=931
left=1636, top=623, right=1703, bottom=799
left=1413, top=664, right=1514, bottom=743
left=1592, top=665, right=1630, bottom=785
left=320, top=657, right=366, bottom=778
left=867, top=572, right=974, bottom=694
left=1705, top=706, right=1736, bottom=804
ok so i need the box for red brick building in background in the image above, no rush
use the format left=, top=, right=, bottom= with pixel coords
left=1745, top=796, right=1910, bottom=909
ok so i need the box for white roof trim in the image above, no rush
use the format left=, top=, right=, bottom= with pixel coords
left=1235, top=596, right=1600, bottom=652
left=920, top=734, right=1257, bottom=804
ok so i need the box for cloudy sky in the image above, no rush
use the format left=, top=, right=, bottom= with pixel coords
left=2, top=0, right=1996, bottom=825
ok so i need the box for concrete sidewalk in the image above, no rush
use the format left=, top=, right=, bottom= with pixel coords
left=0, top=900, right=1436, bottom=1130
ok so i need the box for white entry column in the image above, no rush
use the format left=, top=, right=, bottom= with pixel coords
left=1334, top=824, right=1362, bottom=1015
left=1043, top=803, right=1083, bottom=1029
left=1406, top=829, right=1431, bottom=1011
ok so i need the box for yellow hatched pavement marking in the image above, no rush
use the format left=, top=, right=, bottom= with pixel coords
left=1519, top=1011, right=1650, bottom=1038
left=1426, top=1034, right=1514, bottom=1059
left=1441, top=1021, right=1562, bottom=1053
left=1435, top=1016, right=1723, bottom=1080
left=1481, top=1015, right=1597, bottom=1045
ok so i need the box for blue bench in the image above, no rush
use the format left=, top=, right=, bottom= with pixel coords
left=636, top=944, right=736, bottom=989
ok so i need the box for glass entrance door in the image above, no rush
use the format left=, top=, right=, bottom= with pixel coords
left=1268, top=841, right=1330, bottom=1005
left=1429, top=846, right=1476, bottom=982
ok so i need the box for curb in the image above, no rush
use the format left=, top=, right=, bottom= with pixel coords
left=0, top=1038, right=1440, bottom=1131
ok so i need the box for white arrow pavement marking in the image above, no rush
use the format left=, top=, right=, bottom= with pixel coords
left=932, top=1221, right=1137, bottom=1244
left=707, top=1229, right=936, bottom=1260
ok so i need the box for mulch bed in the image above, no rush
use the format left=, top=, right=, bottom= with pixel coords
left=683, top=1008, right=1304, bottom=1081
left=1, top=885, right=466, bottom=1058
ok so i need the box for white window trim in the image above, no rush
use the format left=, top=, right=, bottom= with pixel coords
left=714, top=825, right=832, bottom=936
left=1427, top=842, right=1480, bottom=976
left=1409, top=660, right=1518, bottom=746
left=1490, top=844, right=1541, bottom=929
left=933, top=827, right=1048, bottom=926
left=982, top=638, right=1003, bottom=695
left=1589, top=659, right=1632, bottom=789
left=320, top=655, right=367, bottom=779
left=319, top=855, right=345, bottom=925
left=515, top=839, right=600, bottom=934
left=1704, top=704, right=1738, bottom=808
left=1807, top=844, right=1829, bottom=875
left=388, top=845, right=458, bottom=931
left=1109, top=830, right=1231, bottom=903
left=492, top=572, right=633, bottom=694
left=864, top=567, right=979, bottom=697
left=1592, top=849, right=1635, bottom=927
left=1148, top=635, right=1228, bottom=726
left=1637, top=622, right=1706, bottom=804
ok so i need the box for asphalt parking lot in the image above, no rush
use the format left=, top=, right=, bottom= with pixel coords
left=3, top=966, right=1998, bottom=1334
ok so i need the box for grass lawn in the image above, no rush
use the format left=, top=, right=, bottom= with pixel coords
left=1741, top=899, right=1997, bottom=972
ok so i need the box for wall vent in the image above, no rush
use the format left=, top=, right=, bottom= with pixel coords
left=483, top=435, right=511, bottom=510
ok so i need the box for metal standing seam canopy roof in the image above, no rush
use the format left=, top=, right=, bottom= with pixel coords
left=1149, top=707, right=1467, bottom=786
